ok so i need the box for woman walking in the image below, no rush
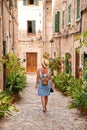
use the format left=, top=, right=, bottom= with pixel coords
left=35, top=58, right=53, bottom=112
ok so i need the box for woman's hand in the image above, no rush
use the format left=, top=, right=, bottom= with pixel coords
left=35, top=85, right=37, bottom=89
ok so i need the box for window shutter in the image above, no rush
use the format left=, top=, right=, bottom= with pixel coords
left=23, top=0, right=26, bottom=6
left=55, top=12, right=60, bottom=32
left=77, top=0, right=80, bottom=19
left=57, top=12, right=60, bottom=32
left=34, top=0, right=38, bottom=5
left=32, top=21, right=35, bottom=34
left=62, top=11, right=64, bottom=27
left=9, top=0, right=13, bottom=7
left=68, top=5, right=71, bottom=23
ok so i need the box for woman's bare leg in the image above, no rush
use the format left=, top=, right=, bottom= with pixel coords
left=41, top=96, right=46, bottom=112
left=45, top=96, right=48, bottom=109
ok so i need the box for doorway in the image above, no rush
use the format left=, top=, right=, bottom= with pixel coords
left=26, top=52, right=37, bottom=72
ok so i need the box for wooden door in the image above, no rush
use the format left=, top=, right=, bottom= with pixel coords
left=75, top=49, right=80, bottom=78
left=65, top=53, right=69, bottom=74
left=26, top=53, right=37, bottom=72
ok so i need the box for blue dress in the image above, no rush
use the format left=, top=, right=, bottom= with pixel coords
left=38, top=69, right=51, bottom=96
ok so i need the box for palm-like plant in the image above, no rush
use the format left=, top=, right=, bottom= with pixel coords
left=6, top=53, right=27, bottom=95
left=0, top=90, right=18, bottom=117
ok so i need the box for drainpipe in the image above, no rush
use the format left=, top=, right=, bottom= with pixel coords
left=2, top=0, right=6, bottom=90
left=79, top=12, right=82, bottom=34
left=43, top=1, right=46, bottom=52
left=12, top=9, right=15, bottom=53
left=9, top=0, right=14, bottom=53
left=59, top=37, right=61, bottom=57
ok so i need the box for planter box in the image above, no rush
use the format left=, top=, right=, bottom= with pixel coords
left=79, top=107, right=87, bottom=116
left=10, top=93, right=18, bottom=104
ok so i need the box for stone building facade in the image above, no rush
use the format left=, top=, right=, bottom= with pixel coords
left=18, top=0, right=43, bottom=72
left=46, top=0, right=87, bottom=78
left=0, top=0, right=18, bottom=90
left=43, top=0, right=87, bottom=78
left=0, top=1, right=3, bottom=91
left=51, top=0, right=81, bottom=77
left=80, top=0, right=87, bottom=79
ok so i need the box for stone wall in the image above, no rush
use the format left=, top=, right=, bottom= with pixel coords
left=52, top=0, right=81, bottom=77
left=0, top=0, right=18, bottom=90
left=43, top=0, right=53, bottom=58
left=0, top=1, right=3, bottom=90
left=5, top=1, right=18, bottom=54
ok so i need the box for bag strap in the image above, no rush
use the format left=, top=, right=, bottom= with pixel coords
left=40, top=69, right=50, bottom=77
left=40, top=69, right=42, bottom=77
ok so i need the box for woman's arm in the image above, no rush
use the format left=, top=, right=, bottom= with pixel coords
left=49, top=71, right=55, bottom=89
left=35, top=69, right=40, bottom=89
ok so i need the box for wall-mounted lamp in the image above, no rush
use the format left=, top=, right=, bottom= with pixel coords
left=23, top=58, right=26, bottom=62
left=50, top=38, right=54, bottom=43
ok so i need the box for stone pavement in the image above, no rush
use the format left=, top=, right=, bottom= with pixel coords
left=0, top=74, right=87, bottom=130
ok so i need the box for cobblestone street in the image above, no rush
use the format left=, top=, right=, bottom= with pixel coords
left=0, top=74, right=87, bottom=130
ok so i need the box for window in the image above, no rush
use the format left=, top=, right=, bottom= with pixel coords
left=34, top=0, right=38, bottom=5
left=68, top=4, right=71, bottom=23
left=76, top=0, right=80, bottom=19
left=62, top=11, right=65, bottom=28
left=28, top=0, right=34, bottom=4
left=55, top=12, right=60, bottom=32
left=23, top=0, right=26, bottom=6
left=23, top=0, right=38, bottom=6
left=27, top=21, right=36, bottom=34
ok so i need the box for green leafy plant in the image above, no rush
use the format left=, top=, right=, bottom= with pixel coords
left=66, top=53, right=71, bottom=59
left=0, top=90, right=18, bottom=117
left=74, top=30, right=87, bottom=52
left=53, top=72, right=83, bottom=97
left=6, top=53, right=27, bottom=95
left=69, top=80, right=87, bottom=109
left=53, top=73, right=74, bottom=95
left=49, top=57, right=61, bottom=75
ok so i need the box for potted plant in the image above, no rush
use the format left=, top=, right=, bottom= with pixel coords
left=5, top=53, right=27, bottom=103
left=43, top=52, right=49, bottom=59
left=69, top=80, right=87, bottom=116
left=0, top=90, right=18, bottom=117
left=60, top=57, right=65, bottom=73
left=66, top=53, right=72, bottom=63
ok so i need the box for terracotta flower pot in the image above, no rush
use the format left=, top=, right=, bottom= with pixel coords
left=80, top=107, right=87, bottom=116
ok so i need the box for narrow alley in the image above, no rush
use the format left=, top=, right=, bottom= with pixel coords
left=0, top=74, right=87, bottom=130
